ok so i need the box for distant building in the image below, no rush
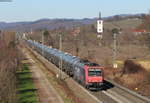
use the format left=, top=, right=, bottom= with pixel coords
left=132, top=29, right=150, bottom=35
left=71, top=27, right=80, bottom=37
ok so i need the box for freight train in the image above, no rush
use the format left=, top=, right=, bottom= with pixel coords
left=26, top=40, right=104, bottom=89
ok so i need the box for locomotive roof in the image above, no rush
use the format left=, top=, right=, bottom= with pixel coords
left=80, top=59, right=99, bottom=66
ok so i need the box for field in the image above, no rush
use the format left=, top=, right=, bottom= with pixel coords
left=104, top=18, right=142, bottom=30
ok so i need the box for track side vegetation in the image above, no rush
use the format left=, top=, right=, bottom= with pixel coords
left=16, top=63, right=38, bottom=103
left=0, top=32, right=20, bottom=103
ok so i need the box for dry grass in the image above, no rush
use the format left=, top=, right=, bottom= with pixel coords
left=102, top=59, right=150, bottom=97
left=137, top=61, right=150, bottom=71
left=118, top=70, right=150, bottom=97
left=110, top=60, right=150, bottom=97
left=120, top=72, right=145, bottom=87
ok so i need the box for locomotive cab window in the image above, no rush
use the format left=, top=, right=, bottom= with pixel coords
left=88, top=68, right=101, bottom=76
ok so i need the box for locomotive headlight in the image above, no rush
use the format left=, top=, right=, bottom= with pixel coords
left=88, top=83, right=93, bottom=85
left=99, top=82, right=103, bottom=86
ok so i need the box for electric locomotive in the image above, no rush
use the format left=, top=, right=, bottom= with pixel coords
left=26, top=40, right=104, bottom=89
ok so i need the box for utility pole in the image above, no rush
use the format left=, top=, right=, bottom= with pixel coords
left=30, top=28, right=33, bottom=34
left=75, top=35, right=79, bottom=56
left=0, top=30, right=1, bottom=39
left=42, top=31, right=44, bottom=56
left=112, top=28, right=118, bottom=68
left=73, top=26, right=80, bottom=56
left=113, top=33, right=117, bottom=68
left=59, top=34, right=63, bottom=79
left=97, top=12, right=103, bottom=46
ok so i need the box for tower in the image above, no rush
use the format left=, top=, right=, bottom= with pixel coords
left=97, top=12, right=103, bottom=34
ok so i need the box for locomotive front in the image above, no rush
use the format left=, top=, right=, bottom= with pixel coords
left=85, top=64, right=104, bottom=89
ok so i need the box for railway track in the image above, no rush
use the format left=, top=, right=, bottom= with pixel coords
left=91, top=79, right=150, bottom=103
left=102, top=80, right=150, bottom=103
left=23, top=44, right=150, bottom=103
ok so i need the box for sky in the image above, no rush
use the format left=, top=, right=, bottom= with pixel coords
left=0, top=0, right=150, bottom=22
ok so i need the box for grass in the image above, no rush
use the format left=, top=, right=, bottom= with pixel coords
left=16, top=64, right=38, bottom=103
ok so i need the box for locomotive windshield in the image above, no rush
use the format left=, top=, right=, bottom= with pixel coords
left=88, top=68, right=101, bottom=76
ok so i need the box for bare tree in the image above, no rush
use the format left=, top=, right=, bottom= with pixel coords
left=0, top=32, right=20, bottom=103
left=43, top=30, right=54, bottom=47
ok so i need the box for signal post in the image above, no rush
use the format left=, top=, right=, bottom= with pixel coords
left=97, top=12, right=103, bottom=46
